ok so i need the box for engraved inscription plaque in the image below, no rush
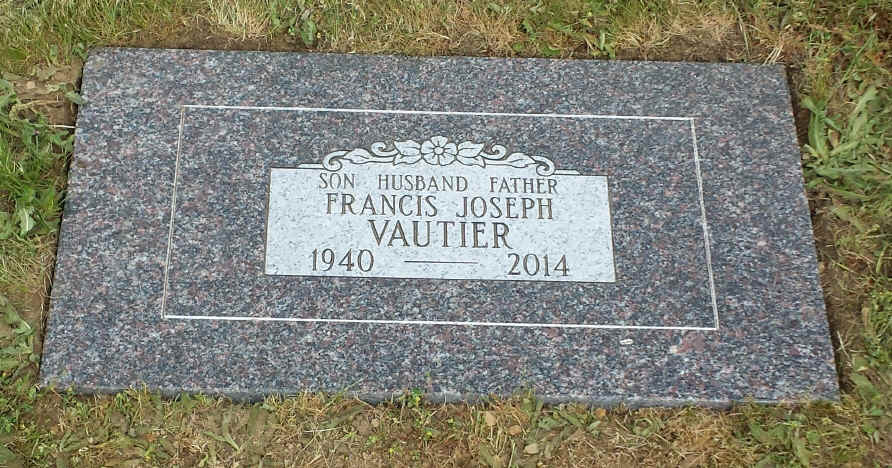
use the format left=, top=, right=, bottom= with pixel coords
left=265, top=136, right=615, bottom=282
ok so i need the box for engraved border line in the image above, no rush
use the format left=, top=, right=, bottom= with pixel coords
left=163, top=105, right=718, bottom=331
left=690, top=119, right=720, bottom=330
left=160, top=105, right=186, bottom=319
left=163, top=314, right=716, bottom=330
left=181, top=105, right=694, bottom=121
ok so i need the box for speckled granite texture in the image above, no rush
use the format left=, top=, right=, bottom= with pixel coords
left=40, top=48, right=838, bottom=405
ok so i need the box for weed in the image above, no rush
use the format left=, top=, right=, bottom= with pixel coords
left=0, top=80, right=71, bottom=241
left=0, top=295, right=39, bottom=465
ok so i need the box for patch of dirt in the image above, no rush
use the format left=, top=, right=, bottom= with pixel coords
left=787, top=69, right=811, bottom=148
left=810, top=205, right=857, bottom=389
left=121, top=17, right=301, bottom=53
left=616, top=34, right=748, bottom=62
left=6, top=61, right=83, bottom=127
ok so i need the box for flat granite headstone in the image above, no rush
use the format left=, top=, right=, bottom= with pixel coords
left=40, top=48, right=839, bottom=405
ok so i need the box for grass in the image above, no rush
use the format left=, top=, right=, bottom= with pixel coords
left=0, top=0, right=890, bottom=466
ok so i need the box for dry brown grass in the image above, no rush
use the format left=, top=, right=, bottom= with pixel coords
left=205, top=0, right=272, bottom=40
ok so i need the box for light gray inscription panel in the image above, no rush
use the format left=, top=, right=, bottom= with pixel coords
left=265, top=152, right=615, bottom=282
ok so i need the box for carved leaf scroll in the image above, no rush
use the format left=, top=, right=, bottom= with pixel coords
left=322, top=135, right=555, bottom=175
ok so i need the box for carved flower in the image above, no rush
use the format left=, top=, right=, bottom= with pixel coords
left=421, top=136, right=457, bottom=165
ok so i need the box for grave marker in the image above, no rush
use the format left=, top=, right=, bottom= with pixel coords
left=40, top=48, right=838, bottom=405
